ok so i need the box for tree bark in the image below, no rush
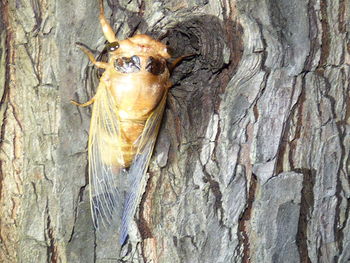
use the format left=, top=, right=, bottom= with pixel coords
left=1, top=0, right=349, bottom=262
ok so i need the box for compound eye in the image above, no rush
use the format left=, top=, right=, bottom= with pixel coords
left=106, top=42, right=120, bottom=52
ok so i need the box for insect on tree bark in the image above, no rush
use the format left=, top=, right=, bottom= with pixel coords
left=71, top=0, right=189, bottom=245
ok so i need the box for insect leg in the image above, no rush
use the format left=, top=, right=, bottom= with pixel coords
left=168, top=54, right=196, bottom=72
left=98, top=0, right=118, bottom=43
left=71, top=97, right=95, bottom=107
left=76, top=43, right=109, bottom=69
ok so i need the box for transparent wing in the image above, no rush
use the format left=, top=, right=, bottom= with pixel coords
left=88, top=81, right=124, bottom=233
left=119, top=92, right=168, bottom=245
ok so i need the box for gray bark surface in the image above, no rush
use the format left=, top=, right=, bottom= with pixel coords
left=0, top=0, right=349, bottom=262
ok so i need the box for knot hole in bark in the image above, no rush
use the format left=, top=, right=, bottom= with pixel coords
left=163, top=15, right=243, bottom=87
left=157, top=16, right=243, bottom=164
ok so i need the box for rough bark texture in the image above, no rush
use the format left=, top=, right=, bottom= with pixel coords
left=0, top=0, right=349, bottom=262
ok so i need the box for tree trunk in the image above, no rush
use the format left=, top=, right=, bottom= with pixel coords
left=1, top=0, right=349, bottom=262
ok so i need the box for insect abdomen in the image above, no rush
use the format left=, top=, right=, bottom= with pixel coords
left=117, top=119, right=145, bottom=167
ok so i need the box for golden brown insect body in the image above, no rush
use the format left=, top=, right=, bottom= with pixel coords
left=71, top=0, right=185, bottom=245
left=100, top=35, right=171, bottom=167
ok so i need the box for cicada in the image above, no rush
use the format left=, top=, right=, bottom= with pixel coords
left=72, top=0, right=187, bottom=244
